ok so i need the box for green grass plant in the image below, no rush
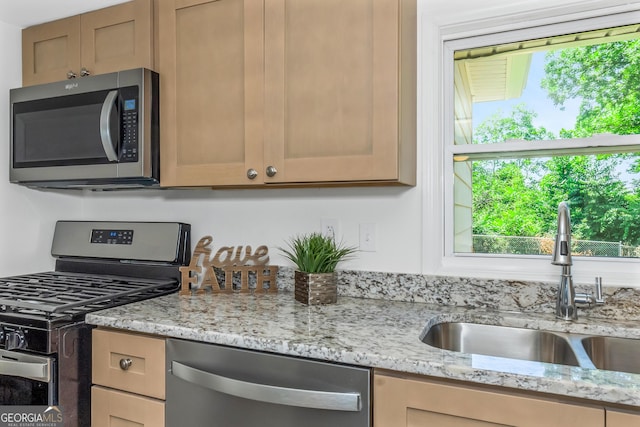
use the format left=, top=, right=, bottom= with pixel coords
left=280, top=232, right=357, bottom=274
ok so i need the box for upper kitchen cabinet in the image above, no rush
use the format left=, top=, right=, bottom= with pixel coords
left=263, top=0, right=416, bottom=185
left=158, top=0, right=416, bottom=187
left=158, top=0, right=264, bottom=187
left=22, top=0, right=154, bottom=86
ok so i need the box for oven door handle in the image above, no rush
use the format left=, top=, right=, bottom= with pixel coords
left=99, top=90, right=119, bottom=162
left=171, top=361, right=361, bottom=412
left=0, top=351, right=51, bottom=383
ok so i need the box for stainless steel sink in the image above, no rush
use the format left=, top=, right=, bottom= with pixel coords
left=581, top=336, right=640, bottom=375
left=421, top=322, right=580, bottom=366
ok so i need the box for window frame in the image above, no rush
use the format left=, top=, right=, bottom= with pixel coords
left=426, top=3, right=640, bottom=286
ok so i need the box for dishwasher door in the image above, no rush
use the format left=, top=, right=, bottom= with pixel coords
left=166, top=338, right=370, bottom=427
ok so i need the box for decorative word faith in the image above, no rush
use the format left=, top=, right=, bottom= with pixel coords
left=179, top=236, right=278, bottom=295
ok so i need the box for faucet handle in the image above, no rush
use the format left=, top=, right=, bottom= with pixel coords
left=574, top=277, right=606, bottom=307
left=594, top=276, right=605, bottom=304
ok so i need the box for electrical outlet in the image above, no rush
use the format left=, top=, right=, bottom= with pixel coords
left=359, top=223, right=376, bottom=252
left=321, top=218, right=339, bottom=239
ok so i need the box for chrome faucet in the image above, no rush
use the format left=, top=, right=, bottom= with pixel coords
left=551, top=201, right=605, bottom=320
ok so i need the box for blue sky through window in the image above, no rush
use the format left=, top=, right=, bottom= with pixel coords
left=471, top=52, right=581, bottom=137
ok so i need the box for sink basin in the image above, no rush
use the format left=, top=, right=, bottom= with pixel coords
left=422, top=322, right=579, bottom=366
left=580, top=336, right=640, bottom=374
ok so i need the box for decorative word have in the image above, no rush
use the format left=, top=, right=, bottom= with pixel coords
left=179, top=236, right=278, bottom=295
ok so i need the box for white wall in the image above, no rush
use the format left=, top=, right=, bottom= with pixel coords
left=2, top=0, right=640, bottom=283
left=0, top=21, right=84, bottom=275
left=0, top=14, right=423, bottom=274
left=79, top=186, right=423, bottom=274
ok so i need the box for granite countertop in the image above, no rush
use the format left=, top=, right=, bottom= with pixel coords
left=85, top=291, right=640, bottom=407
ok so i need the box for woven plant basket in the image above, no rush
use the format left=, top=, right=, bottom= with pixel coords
left=294, top=271, right=337, bottom=305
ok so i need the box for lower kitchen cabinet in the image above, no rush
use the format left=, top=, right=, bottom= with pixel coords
left=92, top=328, right=166, bottom=427
left=607, top=409, right=640, bottom=426
left=92, top=386, right=165, bottom=427
left=373, top=370, right=604, bottom=427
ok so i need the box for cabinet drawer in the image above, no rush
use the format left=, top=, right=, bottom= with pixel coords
left=91, top=386, right=164, bottom=427
left=92, top=329, right=165, bottom=399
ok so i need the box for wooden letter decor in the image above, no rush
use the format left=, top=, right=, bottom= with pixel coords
left=179, top=236, right=278, bottom=295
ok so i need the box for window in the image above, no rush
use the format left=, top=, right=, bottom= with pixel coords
left=445, top=14, right=640, bottom=262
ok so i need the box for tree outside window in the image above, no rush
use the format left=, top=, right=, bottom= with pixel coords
left=451, top=24, right=640, bottom=258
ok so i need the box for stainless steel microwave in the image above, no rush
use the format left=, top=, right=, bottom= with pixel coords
left=9, top=68, right=159, bottom=189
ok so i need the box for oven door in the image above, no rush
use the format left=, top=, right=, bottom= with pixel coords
left=0, top=350, right=55, bottom=406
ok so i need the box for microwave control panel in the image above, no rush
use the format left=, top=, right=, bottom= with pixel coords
left=120, top=86, right=139, bottom=162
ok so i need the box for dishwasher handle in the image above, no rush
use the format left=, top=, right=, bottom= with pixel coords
left=170, top=361, right=362, bottom=412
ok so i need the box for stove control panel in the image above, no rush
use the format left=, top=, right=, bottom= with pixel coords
left=0, top=325, right=53, bottom=353
left=91, top=229, right=134, bottom=245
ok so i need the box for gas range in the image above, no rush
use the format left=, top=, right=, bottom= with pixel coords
left=0, top=270, right=178, bottom=352
left=0, top=220, right=190, bottom=427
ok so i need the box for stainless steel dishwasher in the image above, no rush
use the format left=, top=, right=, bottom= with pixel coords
left=166, top=338, right=371, bottom=426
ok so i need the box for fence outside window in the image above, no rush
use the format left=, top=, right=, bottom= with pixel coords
left=472, top=235, right=640, bottom=258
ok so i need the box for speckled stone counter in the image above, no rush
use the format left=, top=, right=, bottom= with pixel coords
left=86, top=291, right=640, bottom=408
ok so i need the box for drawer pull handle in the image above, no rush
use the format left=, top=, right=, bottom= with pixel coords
left=119, top=358, right=133, bottom=371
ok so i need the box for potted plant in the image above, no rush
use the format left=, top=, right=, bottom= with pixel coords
left=280, top=232, right=357, bottom=305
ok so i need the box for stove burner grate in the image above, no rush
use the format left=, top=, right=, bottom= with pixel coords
left=0, top=271, right=177, bottom=317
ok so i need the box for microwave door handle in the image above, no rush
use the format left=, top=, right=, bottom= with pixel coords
left=99, top=90, right=119, bottom=162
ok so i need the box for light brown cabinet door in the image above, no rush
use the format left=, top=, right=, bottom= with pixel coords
left=158, top=0, right=264, bottom=187
left=92, top=329, right=165, bottom=400
left=263, top=0, right=416, bottom=184
left=607, top=409, right=640, bottom=426
left=159, top=0, right=416, bottom=187
left=22, top=16, right=81, bottom=86
left=80, top=0, right=153, bottom=77
left=374, top=371, right=604, bottom=427
left=91, top=386, right=165, bottom=427
left=22, top=0, right=153, bottom=86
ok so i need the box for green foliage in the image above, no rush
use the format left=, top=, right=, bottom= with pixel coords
left=542, top=40, right=640, bottom=137
left=472, top=106, right=556, bottom=237
left=472, top=105, right=640, bottom=246
left=279, top=233, right=357, bottom=273
left=471, top=38, right=640, bottom=251
left=474, top=104, right=556, bottom=144
left=473, top=161, right=550, bottom=236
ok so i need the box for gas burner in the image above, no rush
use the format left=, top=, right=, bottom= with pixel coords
left=0, top=272, right=178, bottom=318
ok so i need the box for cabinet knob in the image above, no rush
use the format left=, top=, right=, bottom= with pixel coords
left=67, top=71, right=77, bottom=79
left=80, top=67, right=91, bottom=77
left=247, top=168, right=258, bottom=180
left=119, top=358, right=133, bottom=371
left=266, top=166, right=278, bottom=177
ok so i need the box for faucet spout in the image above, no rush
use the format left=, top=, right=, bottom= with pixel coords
left=551, top=201, right=605, bottom=320
left=552, top=201, right=572, bottom=266
left=552, top=202, right=577, bottom=320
